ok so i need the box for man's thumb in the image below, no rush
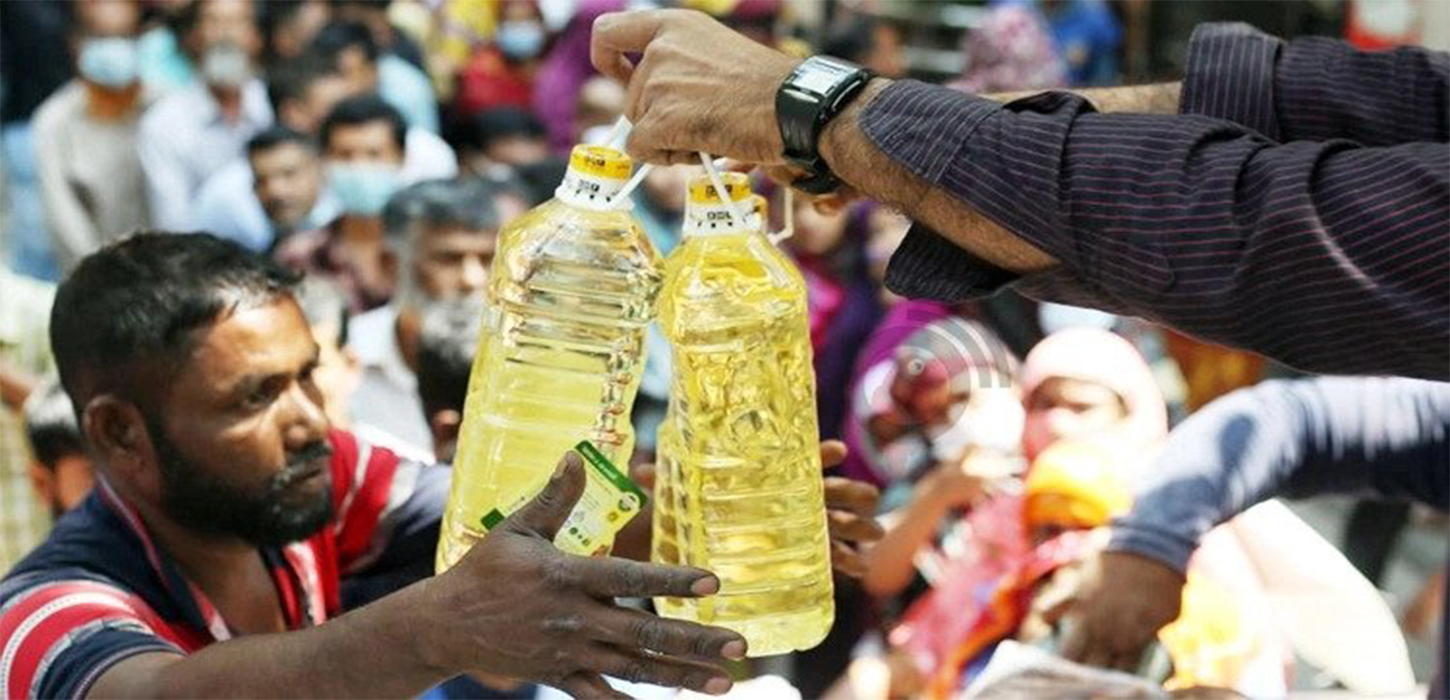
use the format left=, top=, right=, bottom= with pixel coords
left=502, top=451, right=586, bottom=540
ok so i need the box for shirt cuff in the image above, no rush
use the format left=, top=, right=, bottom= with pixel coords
left=1180, top=22, right=1284, bottom=140
left=883, top=224, right=1019, bottom=301
left=859, top=79, right=1001, bottom=187
left=1106, top=521, right=1199, bottom=574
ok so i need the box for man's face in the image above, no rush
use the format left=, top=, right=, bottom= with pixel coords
left=192, top=0, right=260, bottom=57
left=335, top=46, right=380, bottom=95
left=326, top=121, right=404, bottom=166
left=250, top=143, right=323, bottom=228
left=77, top=0, right=142, bottom=39
left=146, top=297, right=334, bottom=547
left=414, top=226, right=498, bottom=301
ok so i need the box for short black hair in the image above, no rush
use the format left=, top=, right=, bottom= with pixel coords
left=511, top=156, right=570, bottom=206
left=382, top=179, right=505, bottom=246
left=260, top=0, right=315, bottom=39
left=452, top=107, right=547, bottom=154
left=823, top=16, right=880, bottom=65
left=309, top=19, right=379, bottom=66
left=50, top=233, right=300, bottom=414
left=319, top=94, right=407, bottom=153
left=247, top=125, right=317, bottom=157
left=416, top=296, right=484, bottom=420
left=264, top=54, right=336, bottom=117
left=24, top=379, right=85, bottom=469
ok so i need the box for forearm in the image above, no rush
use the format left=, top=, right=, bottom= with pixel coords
left=816, top=80, right=1181, bottom=277
left=1111, top=377, right=1450, bottom=572
left=988, top=82, right=1181, bottom=115
left=92, top=581, right=446, bottom=698
left=820, top=79, right=1055, bottom=274
left=860, top=488, right=950, bottom=598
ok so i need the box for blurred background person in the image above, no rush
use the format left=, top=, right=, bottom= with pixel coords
left=293, top=277, right=363, bottom=433
left=138, top=0, right=269, bottom=230
left=347, top=177, right=524, bottom=458
left=1035, top=0, right=1124, bottom=86
left=275, top=95, right=410, bottom=311
left=22, top=379, right=96, bottom=519
left=310, top=19, right=439, bottom=133
left=531, top=0, right=623, bottom=152
left=452, top=106, right=552, bottom=179
left=1018, top=327, right=1167, bottom=463
left=34, top=0, right=152, bottom=271
left=259, top=0, right=332, bottom=67
left=951, top=3, right=1067, bottom=93
left=451, top=0, right=550, bottom=118
left=333, top=0, right=429, bottom=70
left=821, top=13, right=908, bottom=79
left=414, top=296, right=485, bottom=465
left=0, top=0, right=74, bottom=280
left=0, top=266, right=58, bottom=572
left=192, top=51, right=455, bottom=252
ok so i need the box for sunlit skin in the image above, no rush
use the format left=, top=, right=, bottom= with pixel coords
left=1026, top=377, right=1127, bottom=446
left=90, top=297, right=329, bottom=638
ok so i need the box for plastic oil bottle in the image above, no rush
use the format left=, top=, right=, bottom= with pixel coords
left=436, top=145, right=662, bottom=572
left=653, top=172, right=835, bottom=655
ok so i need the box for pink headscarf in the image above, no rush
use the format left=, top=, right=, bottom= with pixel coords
left=1019, top=328, right=1167, bottom=461
left=951, top=5, right=1067, bottom=94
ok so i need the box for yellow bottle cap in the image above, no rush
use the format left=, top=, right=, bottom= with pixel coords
left=688, top=172, right=752, bottom=204
left=568, top=145, right=633, bottom=181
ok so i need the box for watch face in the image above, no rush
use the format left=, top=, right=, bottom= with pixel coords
left=794, top=63, right=850, bottom=95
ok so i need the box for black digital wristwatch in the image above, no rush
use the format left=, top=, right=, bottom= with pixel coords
left=775, top=56, right=874, bottom=195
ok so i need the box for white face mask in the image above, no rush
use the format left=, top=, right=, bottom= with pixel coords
left=201, top=42, right=252, bottom=89
left=78, top=37, right=140, bottom=89
left=929, top=387, right=1024, bottom=462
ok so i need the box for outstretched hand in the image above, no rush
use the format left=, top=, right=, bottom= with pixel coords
left=425, top=452, right=748, bottom=698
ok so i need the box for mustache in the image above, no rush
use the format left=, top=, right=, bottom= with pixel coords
left=270, top=441, right=334, bottom=490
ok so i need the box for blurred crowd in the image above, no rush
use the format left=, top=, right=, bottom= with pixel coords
left=0, top=1, right=1441, bottom=698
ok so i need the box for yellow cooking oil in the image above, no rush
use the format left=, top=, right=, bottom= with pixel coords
left=652, top=172, right=834, bottom=656
left=436, top=145, right=662, bottom=572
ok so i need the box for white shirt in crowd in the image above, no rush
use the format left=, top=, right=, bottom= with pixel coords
left=32, top=81, right=152, bottom=270
left=137, top=78, right=271, bottom=230
left=346, top=304, right=434, bottom=460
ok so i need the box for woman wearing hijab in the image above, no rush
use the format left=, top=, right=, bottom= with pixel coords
left=887, top=329, right=1293, bottom=698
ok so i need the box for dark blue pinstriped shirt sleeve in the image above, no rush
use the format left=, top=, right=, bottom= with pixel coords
left=1181, top=23, right=1449, bottom=145
left=865, top=43, right=1450, bottom=379
left=1107, top=377, right=1450, bottom=573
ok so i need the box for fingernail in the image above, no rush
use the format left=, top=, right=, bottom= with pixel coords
left=563, top=451, right=583, bottom=471
left=690, top=576, right=720, bottom=596
left=704, top=677, right=732, bottom=695
left=721, top=640, right=746, bottom=660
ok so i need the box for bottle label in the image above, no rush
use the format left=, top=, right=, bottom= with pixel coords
left=479, top=441, right=648, bottom=556
left=683, top=173, right=757, bottom=237
left=556, top=169, right=627, bottom=209
left=683, top=201, right=760, bottom=237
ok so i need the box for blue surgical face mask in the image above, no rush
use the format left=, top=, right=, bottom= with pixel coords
left=328, top=163, right=402, bottom=217
left=78, top=37, right=140, bottom=90
left=496, top=20, right=545, bottom=60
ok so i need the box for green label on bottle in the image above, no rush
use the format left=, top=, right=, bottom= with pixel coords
left=478, top=442, right=647, bottom=557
